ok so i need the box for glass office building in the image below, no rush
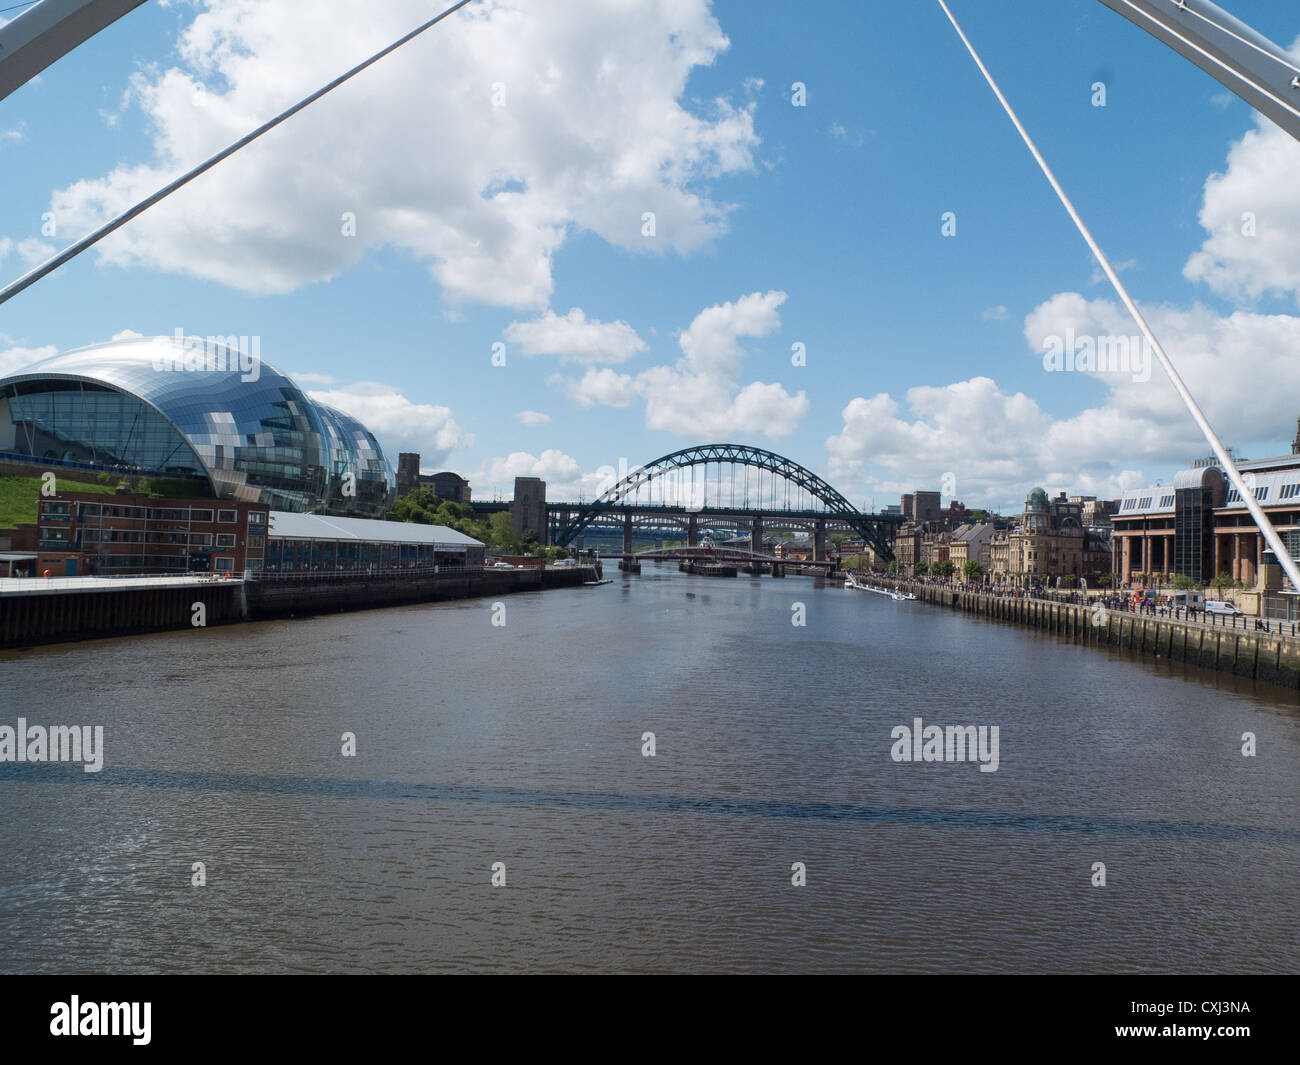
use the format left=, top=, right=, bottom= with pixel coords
left=0, top=336, right=396, bottom=516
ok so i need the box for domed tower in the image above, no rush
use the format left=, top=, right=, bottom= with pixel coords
left=1025, top=487, right=1049, bottom=532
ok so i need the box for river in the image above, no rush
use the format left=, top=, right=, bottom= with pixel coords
left=1, top=566, right=1297, bottom=973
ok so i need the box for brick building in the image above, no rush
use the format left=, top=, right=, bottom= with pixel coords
left=12, top=490, right=268, bottom=576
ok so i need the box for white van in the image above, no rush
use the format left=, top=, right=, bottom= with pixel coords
left=1203, top=600, right=1244, bottom=616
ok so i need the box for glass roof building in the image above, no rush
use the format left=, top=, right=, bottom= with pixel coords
left=0, top=335, right=396, bottom=516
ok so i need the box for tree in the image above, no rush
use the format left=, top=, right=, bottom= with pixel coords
left=963, top=560, right=984, bottom=582
left=1172, top=574, right=1195, bottom=591
left=887, top=560, right=900, bottom=574
left=488, top=511, right=520, bottom=553
left=1208, top=573, right=1231, bottom=591
left=914, top=561, right=930, bottom=576
left=932, top=560, right=955, bottom=579
left=1098, top=573, right=1113, bottom=588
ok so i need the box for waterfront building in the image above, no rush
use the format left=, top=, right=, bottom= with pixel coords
left=1112, top=449, right=1300, bottom=599
left=265, top=512, right=485, bottom=572
left=894, top=522, right=921, bottom=574
left=988, top=488, right=1102, bottom=585
left=0, top=336, right=397, bottom=517
left=949, top=522, right=996, bottom=572
left=8, top=489, right=268, bottom=576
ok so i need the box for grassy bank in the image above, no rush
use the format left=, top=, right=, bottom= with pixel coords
left=0, top=476, right=118, bottom=528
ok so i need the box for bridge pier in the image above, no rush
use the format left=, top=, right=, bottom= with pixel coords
left=751, top=517, right=763, bottom=555
left=622, top=514, right=633, bottom=556
left=814, top=519, right=826, bottom=562
left=687, top=515, right=699, bottom=547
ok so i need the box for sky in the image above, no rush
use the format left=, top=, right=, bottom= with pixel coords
left=2, top=0, right=1300, bottom=516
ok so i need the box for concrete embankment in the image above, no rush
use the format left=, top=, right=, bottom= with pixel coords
left=0, top=565, right=599, bottom=649
left=0, top=576, right=243, bottom=648
left=245, top=565, right=595, bottom=618
left=877, top=578, right=1300, bottom=692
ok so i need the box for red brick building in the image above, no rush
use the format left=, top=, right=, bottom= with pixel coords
left=13, top=491, right=268, bottom=576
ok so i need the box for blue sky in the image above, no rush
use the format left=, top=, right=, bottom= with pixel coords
left=2, top=0, right=1300, bottom=514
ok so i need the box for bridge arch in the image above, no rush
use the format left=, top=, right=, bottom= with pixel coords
left=554, top=443, right=899, bottom=557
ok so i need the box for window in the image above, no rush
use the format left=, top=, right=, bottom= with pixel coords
left=216, top=533, right=236, bottom=548
left=1280, top=483, right=1300, bottom=500
left=214, top=557, right=234, bottom=572
left=247, top=534, right=265, bottom=549
left=248, top=511, right=267, bottom=527
left=1255, top=485, right=1269, bottom=500
left=190, top=509, right=214, bottom=523
left=1226, top=488, right=1241, bottom=504
left=218, top=509, right=237, bottom=523
left=190, top=532, right=212, bottom=547
left=1159, top=494, right=1174, bottom=508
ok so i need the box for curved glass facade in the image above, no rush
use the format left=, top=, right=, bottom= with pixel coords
left=318, top=402, right=397, bottom=515
left=0, top=336, right=396, bottom=516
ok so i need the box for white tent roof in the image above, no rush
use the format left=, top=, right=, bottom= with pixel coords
left=268, top=511, right=483, bottom=548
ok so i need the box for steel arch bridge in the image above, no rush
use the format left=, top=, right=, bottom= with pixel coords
left=552, top=443, right=902, bottom=558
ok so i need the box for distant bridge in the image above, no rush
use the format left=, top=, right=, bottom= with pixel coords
left=608, top=544, right=836, bottom=571
left=547, top=443, right=903, bottom=561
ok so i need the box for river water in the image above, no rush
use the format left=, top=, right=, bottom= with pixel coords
left=1, top=567, right=1297, bottom=973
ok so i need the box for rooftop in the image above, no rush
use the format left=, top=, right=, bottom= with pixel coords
left=268, top=511, right=484, bottom=547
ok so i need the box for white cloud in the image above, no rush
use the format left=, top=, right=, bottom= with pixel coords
left=42, top=0, right=759, bottom=309
left=556, top=366, right=637, bottom=409
left=515, top=409, right=550, bottom=426
left=290, top=371, right=335, bottom=385
left=16, top=238, right=54, bottom=267
left=503, top=307, right=646, bottom=364
left=826, top=292, right=1300, bottom=506
left=468, top=448, right=613, bottom=500
left=549, top=289, right=808, bottom=438
left=1184, top=114, right=1300, bottom=305
left=306, top=383, right=467, bottom=467
left=110, top=329, right=144, bottom=341
left=982, top=305, right=1008, bottom=321
left=0, top=345, right=56, bottom=377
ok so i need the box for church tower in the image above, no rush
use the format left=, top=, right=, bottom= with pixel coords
left=1292, top=414, right=1300, bottom=455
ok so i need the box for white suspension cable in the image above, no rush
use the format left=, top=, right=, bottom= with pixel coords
left=0, top=0, right=476, bottom=308
left=936, top=0, right=1300, bottom=593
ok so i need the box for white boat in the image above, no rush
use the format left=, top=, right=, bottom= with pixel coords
left=844, top=573, right=913, bottom=601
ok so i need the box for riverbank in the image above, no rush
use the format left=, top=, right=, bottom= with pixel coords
left=0, top=564, right=600, bottom=649
left=873, top=577, right=1300, bottom=692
